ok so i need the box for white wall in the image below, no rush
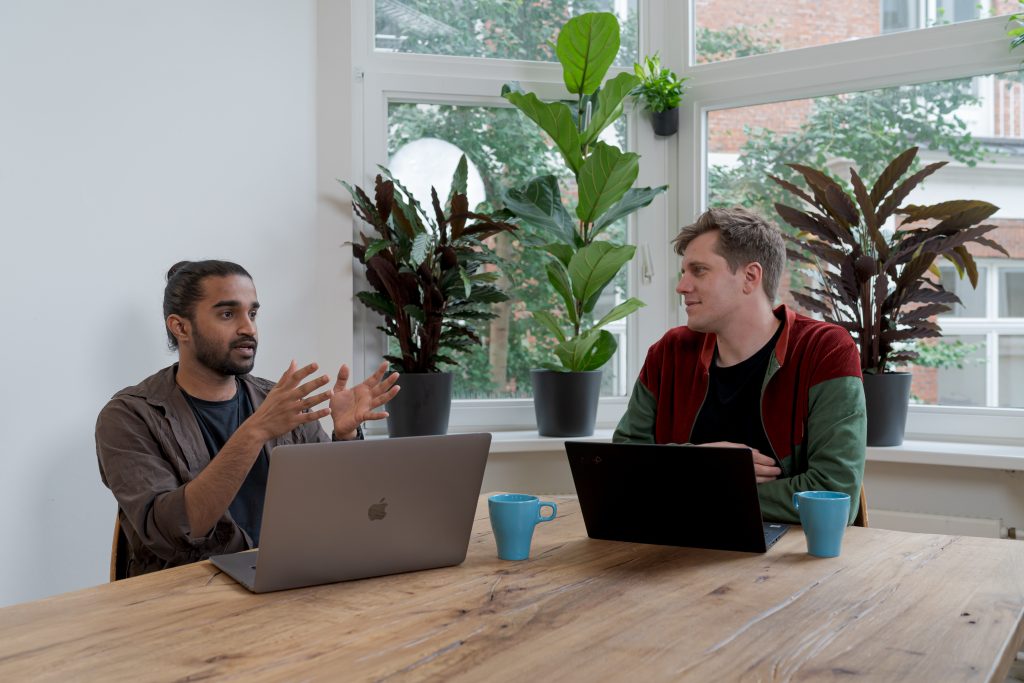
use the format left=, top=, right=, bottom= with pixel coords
left=0, top=0, right=353, bottom=607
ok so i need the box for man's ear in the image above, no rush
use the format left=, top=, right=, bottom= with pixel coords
left=742, top=262, right=763, bottom=294
left=167, top=315, right=191, bottom=346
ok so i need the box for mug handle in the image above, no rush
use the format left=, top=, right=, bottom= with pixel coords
left=537, top=501, right=557, bottom=523
left=792, top=493, right=801, bottom=511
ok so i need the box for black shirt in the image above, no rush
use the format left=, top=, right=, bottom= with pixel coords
left=690, top=323, right=783, bottom=463
left=183, top=380, right=268, bottom=545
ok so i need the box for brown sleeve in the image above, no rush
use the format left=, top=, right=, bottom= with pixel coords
left=95, top=398, right=247, bottom=564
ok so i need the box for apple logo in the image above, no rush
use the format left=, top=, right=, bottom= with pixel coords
left=368, top=497, right=388, bottom=521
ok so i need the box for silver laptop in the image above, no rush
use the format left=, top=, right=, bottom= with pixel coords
left=210, top=432, right=491, bottom=593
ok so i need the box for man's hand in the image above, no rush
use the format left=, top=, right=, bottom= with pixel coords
left=245, top=361, right=333, bottom=443
left=701, top=441, right=781, bottom=483
left=329, top=361, right=401, bottom=439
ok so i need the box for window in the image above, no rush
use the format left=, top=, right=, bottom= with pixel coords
left=922, top=262, right=1024, bottom=408
left=694, top=0, right=996, bottom=64
left=375, top=0, right=638, bottom=65
left=385, top=102, right=631, bottom=398
left=353, top=1, right=662, bottom=428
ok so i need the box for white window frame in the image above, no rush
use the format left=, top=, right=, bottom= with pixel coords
left=350, top=1, right=674, bottom=432
left=937, top=259, right=1024, bottom=407
left=351, top=2, right=1023, bottom=444
left=675, top=7, right=1023, bottom=445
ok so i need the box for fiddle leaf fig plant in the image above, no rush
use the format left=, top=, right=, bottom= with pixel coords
left=341, top=156, right=518, bottom=373
left=501, top=12, right=667, bottom=372
left=773, top=146, right=1006, bottom=375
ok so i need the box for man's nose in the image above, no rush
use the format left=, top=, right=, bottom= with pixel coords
left=676, top=273, right=691, bottom=295
left=238, top=316, right=257, bottom=336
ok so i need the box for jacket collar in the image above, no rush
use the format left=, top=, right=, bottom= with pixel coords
left=697, top=304, right=794, bottom=375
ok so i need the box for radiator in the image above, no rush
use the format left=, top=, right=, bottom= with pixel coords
left=870, top=509, right=1004, bottom=539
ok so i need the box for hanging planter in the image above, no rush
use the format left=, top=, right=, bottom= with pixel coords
left=650, top=107, right=679, bottom=136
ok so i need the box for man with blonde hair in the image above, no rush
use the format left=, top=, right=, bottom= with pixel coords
left=614, top=208, right=866, bottom=523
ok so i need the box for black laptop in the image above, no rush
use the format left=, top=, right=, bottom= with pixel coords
left=565, top=442, right=788, bottom=553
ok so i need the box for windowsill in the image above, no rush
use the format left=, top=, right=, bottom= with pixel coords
left=481, top=432, right=1024, bottom=471
left=866, top=440, right=1024, bottom=471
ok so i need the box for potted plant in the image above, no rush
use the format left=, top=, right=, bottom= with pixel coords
left=773, top=146, right=1006, bottom=446
left=501, top=12, right=667, bottom=436
left=341, top=156, right=518, bottom=437
left=631, top=53, right=688, bottom=136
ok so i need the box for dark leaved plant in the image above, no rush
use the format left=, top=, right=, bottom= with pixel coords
left=773, top=146, right=1006, bottom=374
left=341, top=156, right=518, bottom=373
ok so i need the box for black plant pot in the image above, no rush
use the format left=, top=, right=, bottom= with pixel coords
left=386, top=372, right=452, bottom=437
left=531, top=369, right=602, bottom=437
left=651, top=107, right=679, bottom=136
left=863, top=372, right=912, bottom=447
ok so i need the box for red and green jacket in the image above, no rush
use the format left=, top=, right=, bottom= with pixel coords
left=613, top=305, right=866, bottom=524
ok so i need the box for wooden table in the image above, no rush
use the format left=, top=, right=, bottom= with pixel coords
left=3, top=496, right=1024, bottom=682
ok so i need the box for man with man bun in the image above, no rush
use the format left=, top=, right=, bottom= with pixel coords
left=96, top=260, right=399, bottom=577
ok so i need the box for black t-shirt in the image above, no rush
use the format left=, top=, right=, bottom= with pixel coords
left=184, top=380, right=268, bottom=545
left=689, top=323, right=783, bottom=463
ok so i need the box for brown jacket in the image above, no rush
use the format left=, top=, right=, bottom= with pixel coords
left=96, top=364, right=328, bottom=577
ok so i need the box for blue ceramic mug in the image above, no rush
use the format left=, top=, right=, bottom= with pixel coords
left=488, top=493, right=558, bottom=561
left=793, top=491, right=851, bottom=558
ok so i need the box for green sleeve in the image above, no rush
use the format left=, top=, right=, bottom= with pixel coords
left=757, top=375, right=866, bottom=525
left=612, top=380, right=657, bottom=444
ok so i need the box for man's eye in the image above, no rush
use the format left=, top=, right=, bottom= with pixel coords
left=249, top=310, right=258, bottom=320
left=221, top=311, right=233, bottom=319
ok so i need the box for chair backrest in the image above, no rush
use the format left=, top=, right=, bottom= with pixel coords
left=109, top=515, right=129, bottom=582
left=853, top=486, right=869, bottom=528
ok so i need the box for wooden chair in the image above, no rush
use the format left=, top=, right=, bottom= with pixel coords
left=109, top=515, right=129, bottom=582
left=853, top=486, right=869, bottom=528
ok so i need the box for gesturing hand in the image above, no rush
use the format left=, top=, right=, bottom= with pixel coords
left=329, top=361, right=401, bottom=439
left=702, top=441, right=782, bottom=483
left=248, top=361, right=332, bottom=443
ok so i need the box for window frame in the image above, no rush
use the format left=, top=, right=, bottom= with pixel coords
left=351, top=2, right=1024, bottom=443
left=351, top=1, right=673, bottom=431
left=676, top=10, right=1023, bottom=444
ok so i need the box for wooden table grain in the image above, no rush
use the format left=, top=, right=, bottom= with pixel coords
left=3, top=495, right=1024, bottom=682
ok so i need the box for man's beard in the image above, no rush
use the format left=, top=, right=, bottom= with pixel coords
left=193, top=326, right=256, bottom=376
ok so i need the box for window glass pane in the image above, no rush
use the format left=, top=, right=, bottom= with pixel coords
left=694, top=0, right=992, bottom=64
left=1000, top=268, right=1024, bottom=317
left=940, top=265, right=988, bottom=317
left=907, top=335, right=988, bottom=406
left=385, top=102, right=631, bottom=399
left=934, top=335, right=988, bottom=406
left=707, top=71, right=1024, bottom=409
left=375, top=0, right=638, bottom=66
left=1000, top=335, right=1024, bottom=407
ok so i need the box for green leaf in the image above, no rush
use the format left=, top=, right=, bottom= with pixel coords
left=410, top=233, right=431, bottom=266
left=554, top=329, right=615, bottom=371
left=355, top=291, right=396, bottom=317
left=546, top=261, right=578, bottom=325
left=448, top=155, right=468, bottom=209
left=568, top=241, right=636, bottom=309
left=543, top=242, right=576, bottom=268
left=459, top=267, right=472, bottom=298
left=579, top=330, right=618, bottom=371
left=363, top=239, right=391, bottom=260
left=556, top=12, right=620, bottom=96
left=501, top=87, right=583, bottom=173
left=576, top=142, right=640, bottom=226
left=502, top=175, right=576, bottom=243
left=582, top=71, right=641, bottom=145
left=593, top=297, right=645, bottom=330
left=591, top=186, right=668, bottom=236
left=403, top=304, right=425, bottom=323
left=532, top=310, right=567, bottom=343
